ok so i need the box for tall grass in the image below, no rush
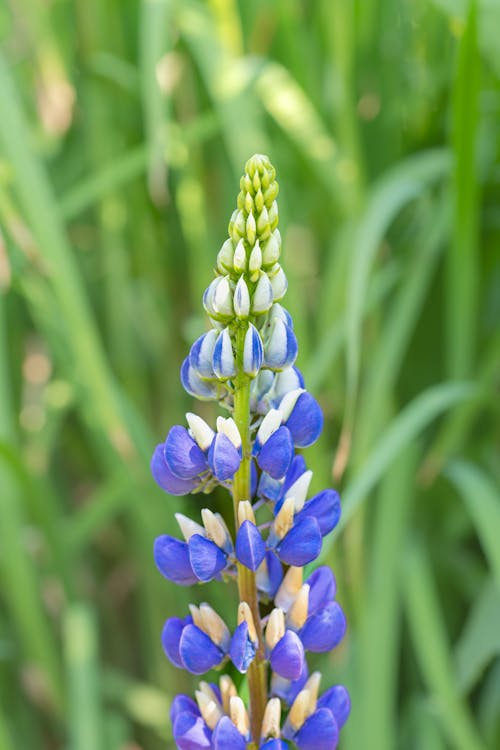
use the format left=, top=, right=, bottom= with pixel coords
left=0, top=1, right=499, bottom=748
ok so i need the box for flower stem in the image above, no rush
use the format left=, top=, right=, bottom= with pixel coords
left=233, top=324, right=267, bottom=746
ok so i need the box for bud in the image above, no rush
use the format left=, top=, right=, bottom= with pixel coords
left=252, top=171, right=261, bottom=192
left=189, top=330, right=218, bottom=379
left=230, top=696, right=250, bottom=736
left=252, top=272, right=274, bottom=314
left=195, top=691, right=223, bottom=730
left=231, top=210, right=246, bottom=243
left=264, top=181, right=279, bottom=206
left=214, top=276, right=234, bottom=317
left=201, top=508, right=229, bottom=549
left=261, top=698, right=281, bottom=739
left=275, top=566, right=303, bottom=611
left=261, top=231, right=281, bottom=267
left=256, top=408, right=282, bottom=446
left=273, top=496, right=295, bottom=540
left=248, top=241, right=262, bottom=280
left=243, top=323, right=264, bottom=377
left=234, top=276, right=250, bottom=318
left=270, top=265, right=288, bottom=301
left=257, top=205, right=270, bottom=239
left=237, top=601, right=257, bottom=643
left=244, top=191, right=254, bottom=214
left=287, top=689, right=312, bottom=731
left=246, top=212, right=256, bottom=245
left=287, top=584, right=310, bottom=630
left=264, top=318, right=298, bottom=371
left=219, top=675, right=237, bottom=714
left=216, top=416, right=242, bottom=449
left=254, top=188, right=264, bottom=212
left=233, top=239, right=247, bottom=273
left=199, top=603, right=231, bottom=650
left=213, top=328, right=236, bottom=379
left=175, top=513, right=205, bottom=541
left=283, top=469, right=313, bottom=511
left=269, top=200, right=278, bottom=230
left=217, top=238, right=235, bottom=274
left=265, top=608, right=285, bottom=649
left=237, top=500, right=256, bottom=526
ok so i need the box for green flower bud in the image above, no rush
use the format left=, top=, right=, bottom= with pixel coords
left=234, top=276, right=250, bottom=318
left=237, top=191, right=245, bottom=210
left=269, top=200, right=279, bottom=231
left=252, top=171, right=261, bottom=192
left=257, top=206, right=271, bottom=239
left=244, top=191, right=254, bottom=214
left=232, top=210, right=246, bottom=243
left=246, top=212, right=256, bottom=245
left=233, top=239, right=247, bottom=273
left=264, top=181, right=279, bottom=206
left=249, top=241, right=262, bottom=281
left=255, top=188, right=264, bottom=213
left=243, top=174, right=253, bottom=193
left=228, top=209, right=238, bottom=237
left=269, top=265, right=287, bottom=301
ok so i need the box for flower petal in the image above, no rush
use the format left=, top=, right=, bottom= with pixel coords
left=257, top=426, right=293, bottom=479
left=243, top=323, right=264, bottom=376
left=300, top=602, right=346, bottom=653
left=162, top=617, right=187, bottom=668
left=264, top=319, right=298, bottom=371
left=284, top=392, right=323, bottom=448
left=317, top=685, right=351, bottom=729
left=271, top=660, right=308, bottom=704
left=189, top=330, right=218, bottom=379
left=270, top=630, right=305, bottom=680
left=154, top=535, right=198, bottom=586
left=306, top=567, right=336, bottom=615
left=229, top=621, right=257, bottom=673
left=213, top=328, right=237, bottom=379
left=298, top=489, right=341, bottom=537
left=212, top=716, right=247, bottom=750
left=181, top=357, right=220, bottom=400
left=173, top=711, right=212, bottom=750
left=276, top=517, right=322, bottom=567
left=256, top=551, right=284, bottom=598
left=179, top=624, right=225, bottom=674
left=151, top=444, right=199, bottom=495
left=261, top=741, right=290, bottom=750
left=207, top=432, right=241, bottom=481
left=295, top=708, right=339, bottom=750
left=170, top=694, right=200, bottom=724
left=165, top=426, right=207, bottom=479
left=188, top=534, right=228, bottom=582
left=235, top=521, right=266, bottom=571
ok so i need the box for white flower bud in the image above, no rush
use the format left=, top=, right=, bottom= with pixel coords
left=234, top=276, right=250, bottom=318
left=237, top=500, right=256, bottom=526
left=237, top=601, right=257, bottom=643
left=233, top=239, right=247, bottom=273
left=199, top=603, right=231, bottom=650
left=195, top=692, right=223, bottom=730
left=261, top=698, right=281, bottom=739
left=175, top=513, right=205, bottom=541
left=286, top=584, right=310, bottom=630
left=256, top=408, right=282, bottom=445
left=284, top=469, right=313, bottom=512
left=270, top=265, right=288, bottom=301
left=273, top=496, right=295, bottom=540
left=248, top=241, right=262, bottom=280
left=261, top=231, right=281, bottom=267
left=278, top=388, right=305, bottom=421
left=230, top=696, right=250, bottom=736
left=217, top=238, right=234, bottom=273
left=214, top=275, right=234, bottom=316
left=252, top=272, right=273, bottom=314
left=275, top=566, right=303, bottom=611
left=201, top=508, right=229, bottom=549
left=287, top=689, right=313, bottom=731
left=220, top=675, right=237, bottom=714
left=216, top=416, right=242, bottom=448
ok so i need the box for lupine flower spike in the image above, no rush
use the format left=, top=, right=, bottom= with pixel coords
left=152, top=154, right=349, bottom=749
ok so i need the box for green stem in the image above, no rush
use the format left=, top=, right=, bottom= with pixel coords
left=232, top=325, right=267, bottom=746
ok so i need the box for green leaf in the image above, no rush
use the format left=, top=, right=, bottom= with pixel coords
left=455, top=579, right=500, bottom=693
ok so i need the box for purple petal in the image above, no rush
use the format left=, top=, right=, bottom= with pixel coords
left=212, top=716, right=246, bottom=750
left=213, top=328, right=237, bottom=379
left=276, top=517, right=322, bottom=567
left=271, top=660, right=309, bottom=704
left=270, top=630, right=304, bottom=680
left=250, top=459, right=258, bottom=498
left=181, top=357, right=219, bottom=400
left=243, top=323, right=264, bottom=377
left=229, top=621, right=256, bottom=673
left=261, top=741, right=290, bottom=750
left=317, top=685, right=351, bottom=729
left=151, top=444, right=199, bottom=495
left=161, top=617, right=186, bottom=668
left=257, top=426, right=293, bottom=479
left=285, top=392, right=323, bottom=448
left=264, top=320, right=298, bottom=370
left=298, top=489, right=341, bottom=537
left=170, top=694, right=199, bottom=725
left=154, top=535, right=198, bottom=586
left=282, top=454, right=307, bottom=494
left=258, top=472, right=282, bottom=502
left=179, top=625, right=225, bottom=674
left=173, top=711, right=212, bottom=750
left=189, top=331, right=218, bottom=379
left=165, top=425, right=207, bottom=479
left=188, top=534, right=228, bottom=582
left=208, top=433, right=241, bottom=481
left=306, top=567, right=336, bottom=615
left=256, top=551, right=283, bottom=598
left=235, top=521, right=266, bottom=571
left=300, top=602, right=346, bottom=653
left=295, top=708, right=339, bottom=750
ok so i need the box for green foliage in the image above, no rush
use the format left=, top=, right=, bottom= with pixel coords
left=0, top=0, right=498, bottom=747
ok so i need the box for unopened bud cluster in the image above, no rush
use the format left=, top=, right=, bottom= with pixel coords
left=151, top=155, right=349, bottom=749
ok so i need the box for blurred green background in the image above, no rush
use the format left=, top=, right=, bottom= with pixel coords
left=0, top=0, right=499, bottom=748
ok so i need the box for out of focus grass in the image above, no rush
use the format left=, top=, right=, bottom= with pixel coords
left=0, top=1, right=499, bottom=748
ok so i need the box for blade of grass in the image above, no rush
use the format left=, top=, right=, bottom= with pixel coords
left=64, top=603, right=102, bottom=750
left=447, top=0, right=480, bottom=378
left=403, top=539, right=487, bottom=750
left=445, top=461, right=500, bottom=586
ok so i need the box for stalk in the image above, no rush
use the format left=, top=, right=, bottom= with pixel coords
left=232, top=324, right=267, bottom=746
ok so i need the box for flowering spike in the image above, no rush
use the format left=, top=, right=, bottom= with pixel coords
left=150, top=154, right=349, bottom=748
